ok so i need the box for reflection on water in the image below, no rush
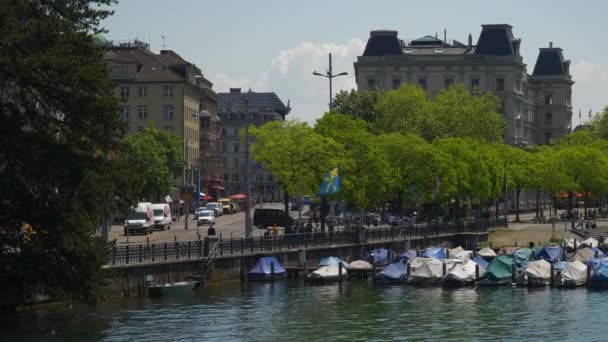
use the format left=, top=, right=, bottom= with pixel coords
left=3, top=280, right=608, bottom=341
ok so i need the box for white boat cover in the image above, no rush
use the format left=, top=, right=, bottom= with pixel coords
left=348, top=260, right=373, bottom=270
left=308, top=265, right=347, bottom=280
left=572, top=248, right=595, bottom=263
left=454, top=250, right=473, bottom=261
left=407, top=258, right=444, bottom=284
left=450, top=246, right=465, bottom=255
left=516, top=259, right=551, bottom=286
left=409, top=257, right=435, bottom=271
left=444, top=260, right=479, bottom=284
left=557, top=261, right=587, bottom=287
left=565, top=237, right=577, bottom=249
left=478, top=247, right=497, bottom=258
left=582, top=237, right=599, bottom=248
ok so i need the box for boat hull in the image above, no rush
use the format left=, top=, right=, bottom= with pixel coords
left=147, top=281, right=199, bottom=297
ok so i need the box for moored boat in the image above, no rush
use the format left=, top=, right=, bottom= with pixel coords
left=443, top=260, right=480, bottom=286
left=478, top=247, right=497, bottom=259
left=555, top=261, right=587, bottom=287
left=307, top=265, right=347, bottom=283
left=515, top=259, right=551, bottom=286
left=375, top=261, right=408, bottom=284
left=246, top=256, right=286, bottom=281
left=535, top=246, right=565, bottom=263
left=319, top=256, right=349, bottom=268
left=476, top=256, right=514, bottom=286
left=407, top=258, right=444, bottom=285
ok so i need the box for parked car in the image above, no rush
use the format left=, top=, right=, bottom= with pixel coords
left=151, top=203, right=172, bottom=230
left=218, top=198, right=233, bottom=214
left=195, top=207, right=207, bottom=216
left=197, top=210, right=216, bottom=226
left=253, top=208, right=293, bottom=229
left=205, top=203, right=223, bottom=217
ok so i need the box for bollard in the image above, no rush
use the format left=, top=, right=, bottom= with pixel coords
left=475, top=263, right=480, bottom=281
left=445, top=249, right=450, bottom=259
left=595, top=250, right=599, bottom=259
left=442, top=261, right=447, bottom=276
left=511, top=263, right=517, bottom=284
left=338, top=263, right=343, bottom=283
left=406, top=262, right=411, bottom=279
left=550, top=263, right=555, bottom=287
left=240, top=259, right=246, bottom=282
left=146, top=237, right=149, bottom=245
left=304, top=261, right=309, bottom=277
left=271, top=262, right=275, bottom=282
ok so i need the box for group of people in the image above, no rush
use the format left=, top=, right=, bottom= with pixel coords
left=263, top=224, right=280, bottom=238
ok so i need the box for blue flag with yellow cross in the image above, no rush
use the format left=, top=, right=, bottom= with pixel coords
left=320, top=167, right=340, bottom=195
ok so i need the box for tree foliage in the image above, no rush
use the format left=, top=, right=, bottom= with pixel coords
left=331, top=89, right=382, bottom=122
left=0, top=0, right=123, bottom=307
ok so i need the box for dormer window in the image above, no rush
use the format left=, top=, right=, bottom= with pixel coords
left=434, top=48, right=444, bottom=54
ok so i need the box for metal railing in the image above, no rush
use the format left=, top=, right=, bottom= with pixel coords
left=107, top=218, right=504, bottom=266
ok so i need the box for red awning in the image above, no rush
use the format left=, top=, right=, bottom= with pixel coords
left=211, top=185, right=225, bottom=190
left=201, top=195, right=214, bottom=200
left=230, top=194, right=247, bottom=199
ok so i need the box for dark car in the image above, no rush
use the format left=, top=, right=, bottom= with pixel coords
left=253, top=208, right=294, bottom=229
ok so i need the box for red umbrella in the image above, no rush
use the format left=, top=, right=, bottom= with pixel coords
left=229, top=194, right=247, bottom=199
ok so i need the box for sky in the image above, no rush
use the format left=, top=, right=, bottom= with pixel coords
left=103, top=0, right=608, bottom=125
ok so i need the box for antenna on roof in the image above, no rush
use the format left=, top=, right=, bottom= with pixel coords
left=161, top=35, right=167, bottom=50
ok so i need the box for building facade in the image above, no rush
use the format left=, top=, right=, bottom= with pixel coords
left=103, top=40, right=222, bottom=194
left=217, top=88, right=291, bottom=202
left=354, top=24, right=573, bottom=145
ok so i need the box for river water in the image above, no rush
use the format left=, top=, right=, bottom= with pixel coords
left=3, top=280, right=608, bottom=341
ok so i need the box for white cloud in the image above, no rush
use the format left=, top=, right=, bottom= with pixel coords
left=211, top=38, right=366, bottom=123
left=570, top=60, right=608, bottom=123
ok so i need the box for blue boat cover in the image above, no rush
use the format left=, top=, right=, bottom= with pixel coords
left=472, top=256, right=489, bottom=269
left=553, top=261, right=567, bottom=271
left=247, top=256, right=286, bottom=278
left=587, top=257, right=608, bottom=268
left=591, top=262, right=608, bottom=283
left=319, top=256, right=349, bottom=268
left=422, top=247, right=446, bottom=259
left=379, top=262, right=408, bottom=280
left=370, top=248, right=393, bottom=265
left=535, top=246, right=565, bottom=263
left=511, top=248, right=533, bottom=265
left=590, top=247, right=605, bottom=258
left=395, top=250, right=417, bottom=263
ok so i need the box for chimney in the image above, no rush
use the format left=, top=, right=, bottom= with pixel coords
left=549, top=42, right=553, bottom=48
left=468, top=34, right=472, bottom=48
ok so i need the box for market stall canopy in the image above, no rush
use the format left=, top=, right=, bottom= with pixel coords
left=229, top=193, right=247, bottom=199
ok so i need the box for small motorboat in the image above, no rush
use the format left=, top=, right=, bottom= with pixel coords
left=407, top=258, right=444, bottom=285
left=555, top=261, right=587, bottom=287
left=247, top=256, right=286, bottom=281
left=307, top=265, right=347, bottom=283
left=375, top=261, right=408, bottom=284
left=478, top=247, right=497, bottom=259
left=515, top=259, right=552, bottom=286
left=347, top=260, right=373, bottom=279
left=443, top=260, right=480, bottom=286
left=476, top=256, right=514, bottom=286
left=147, top=281, right=200, bottom=297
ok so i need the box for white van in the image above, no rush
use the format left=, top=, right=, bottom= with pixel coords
left=124, top=202, right=154, bottom=235
left=151, top=203, right=172, bottom=231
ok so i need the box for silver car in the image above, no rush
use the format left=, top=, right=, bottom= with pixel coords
left=197, top=210, right=215, bottom=226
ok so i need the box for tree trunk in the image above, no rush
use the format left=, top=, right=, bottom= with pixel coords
left=536, top=190, right=541, bottom=220
left=495, top=198, right=500, bottom=221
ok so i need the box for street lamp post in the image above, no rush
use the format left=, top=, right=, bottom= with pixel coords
left=313, top=53, right=348, bottom=110
left=244, top=97, right=253, bottom=238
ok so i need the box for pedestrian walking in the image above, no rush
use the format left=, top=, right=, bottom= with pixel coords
left=271, top=224, right=279, bottom=238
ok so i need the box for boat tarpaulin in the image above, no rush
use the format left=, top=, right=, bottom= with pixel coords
left=370, top=248, right=393, bottom=265
left=536, top=246, right=565, bottom=263
left=572, top=248, right=595, bottom=263
left=407, top=258, right=444, bottom=284
left=319, top=256, right=349, bottom=268
left=395, top=250, right=417, bottom=262
left=348, top=260, right=373, bottom=270
left=591, top=261, right=608, bottom=283
left=422, top=247, right=446, bottom=259
left=247, top=256, right=286, bottom=279
left=557, top=261, right=587, bottom=287
left=511, top=248, right=533, bottom=265
left=378, top=262, right=408, bottom=281
left=478, top=247, right=497, bottom=258
left=516, top=259, right=551, bottom=286
left=581, top=237, right=599, bottom=248
left=472, top=256, right=489, bottom=269
left=481, top=256, right=513, bottom=281
left=444, top=260, right=479, bottom=284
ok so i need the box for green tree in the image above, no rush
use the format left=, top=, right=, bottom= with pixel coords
left=504, top=146, right=533, bottom=222
left=591, top=106, right=608, bottom=140
left=331, top=89, right=383, bottom=122
left=121, top=127, right=184, bottom=201
left=314, top=113, right=390, bottom=210
left=0, top=0, right=123, bottom=307
left=249, top=120, right=342, bottom=216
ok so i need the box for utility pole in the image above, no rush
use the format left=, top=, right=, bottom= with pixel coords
left=244, top=96, right=253, bottom=237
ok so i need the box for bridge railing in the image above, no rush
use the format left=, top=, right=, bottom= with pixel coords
left=108, top=218, right=503, bottom=266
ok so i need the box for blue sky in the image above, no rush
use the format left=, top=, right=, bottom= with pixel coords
left=103, top=0, right=608, bottom=124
